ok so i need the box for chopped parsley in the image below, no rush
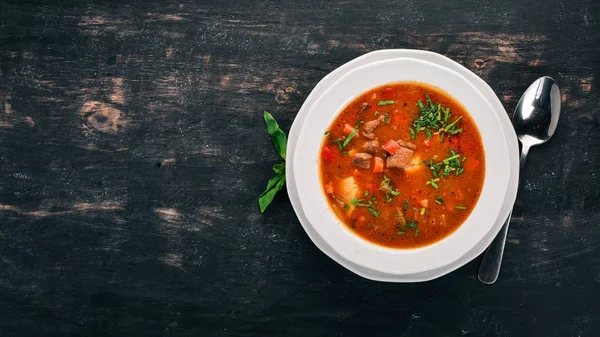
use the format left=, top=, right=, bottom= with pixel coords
left=425, top=149, right=466, bottom=189
left=435, top=196, right=444, bottom=205
left=412, top=93, right=463, bottom=142
left=324, top=131, right=329, bottom=136
left=403, top=200, right=409, bottom=211
left=426, top=178, right=440, bottom=189
left=383, top=112, right=390, bottom=123
left=378, top=100, right=395, bottom=106
left=340, top=121, right=362, bottom=148
left=368, top=208, right=380, bottom=217
left=381, top=175, right=400, bottom=203
left=351, top=192, right=380, bottom=217
left=455, top=205, right=467, bottom=210
left=397, top=218, right=418, bottom=236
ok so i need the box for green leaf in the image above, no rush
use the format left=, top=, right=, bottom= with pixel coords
left=259, top=167, right=286, bottom=213
left=272, top=162, right=285, bottom=175
left=263, top=111, right=288, bottom=160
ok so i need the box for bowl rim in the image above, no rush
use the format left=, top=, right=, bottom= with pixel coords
left=292, top=57, right=511, bottom=275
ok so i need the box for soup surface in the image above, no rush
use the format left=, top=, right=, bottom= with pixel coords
left=319, top=82, right=485, bottom=249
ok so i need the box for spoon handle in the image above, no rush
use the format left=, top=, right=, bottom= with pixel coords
left=478, top=144, right=529, bottom=284
left=478, top=210, right=512, bottom=284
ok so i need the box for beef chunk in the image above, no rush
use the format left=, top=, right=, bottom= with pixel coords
left=363, top=116, right=384, bottom=134
left=352, top=152, right=372, bottom=169
left=362, top=140, right=379, bottom=154
left=398, top=140, right=417, bottom=150
left=362, top=132, right=376, bottom=139
left=386, top=147, right=414, bottom=169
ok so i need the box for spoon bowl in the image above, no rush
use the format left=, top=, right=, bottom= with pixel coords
left=514, top=77, right=561, bottom=149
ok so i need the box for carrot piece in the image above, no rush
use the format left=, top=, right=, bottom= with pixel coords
left=343, top=124, right=355, bottom=135
left=382, top=140, right=400, bottom=155
left=420, top=199, right=429, bottom=207
left=373, top=157, right=384, bottom=173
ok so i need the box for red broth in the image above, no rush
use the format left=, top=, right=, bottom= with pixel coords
left=319, top=82, right=485, bottom=249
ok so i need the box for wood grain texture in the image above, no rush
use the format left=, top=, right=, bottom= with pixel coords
left=1, top=0, right=599, bottom=336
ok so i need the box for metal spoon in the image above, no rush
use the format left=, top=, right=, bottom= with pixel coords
left=478, top=76, right=561, bottom=284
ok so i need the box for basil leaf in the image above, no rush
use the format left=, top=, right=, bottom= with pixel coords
left=259, top=169, right=286, bottom=213
left=272, top=162, right=285, bottom=175
left=263, top=111, right=287, bottom=160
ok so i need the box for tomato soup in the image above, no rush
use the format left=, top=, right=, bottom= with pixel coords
left=319, top=82, right=485, bottom=249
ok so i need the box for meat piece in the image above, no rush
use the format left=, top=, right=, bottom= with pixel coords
left=362, top=132, right=376, bottom=139
left=386, top=147, right=414, bottom=169
left=362, top=140, right=379, bottom=154
left=352, top=152, right=372, bottom=169
left=398, top=139, right=417, bottom=150
left=363, top=115, right=384, bottom=134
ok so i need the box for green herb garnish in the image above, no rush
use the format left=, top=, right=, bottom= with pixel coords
left=411, top=93, right=463, bottom=142
left=368, top=208, right=380, bottom=217
left=455, top=205, right=467, bottom=210
left=425, top=149, right=466, bottom=189
left=403, top=200, right=409, bottom=211
left=324, top=131, right=329, bottom=136
left=384, top=112, right=390, bottom=124
left=259, top=111, right=288, bottom=213
left=435, top=196, right=444, bottom=205
left=381, top=175, right=401, bottom=203
left=397, top=218, right=418, bottom=236
left=378, top=100, right=395, bottom=106
left=341, top=121, right=362, bottom=148
left=351, top=192, right=380, bottom=216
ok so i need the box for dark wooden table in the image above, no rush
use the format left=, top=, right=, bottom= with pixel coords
left=1, top=0, right=599, bottom=336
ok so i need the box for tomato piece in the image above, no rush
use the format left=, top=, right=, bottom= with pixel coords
left=321, top=145, right=337, bottom=161
left=373, top=157, right=384, bottom=173
left=382, top=140, right=400, bottom=155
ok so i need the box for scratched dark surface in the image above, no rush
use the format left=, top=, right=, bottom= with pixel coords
left=1, top=0, right=599, bottom=336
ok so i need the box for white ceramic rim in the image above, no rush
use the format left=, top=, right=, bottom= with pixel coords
left=293, top=57, right=510, bottom=275
left=286, top=49, right=519, bottom=282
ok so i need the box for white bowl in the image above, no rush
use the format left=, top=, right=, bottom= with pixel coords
left=293, top=57, right=511, bottom=275
left=287, top=49, right=519, bottom=281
